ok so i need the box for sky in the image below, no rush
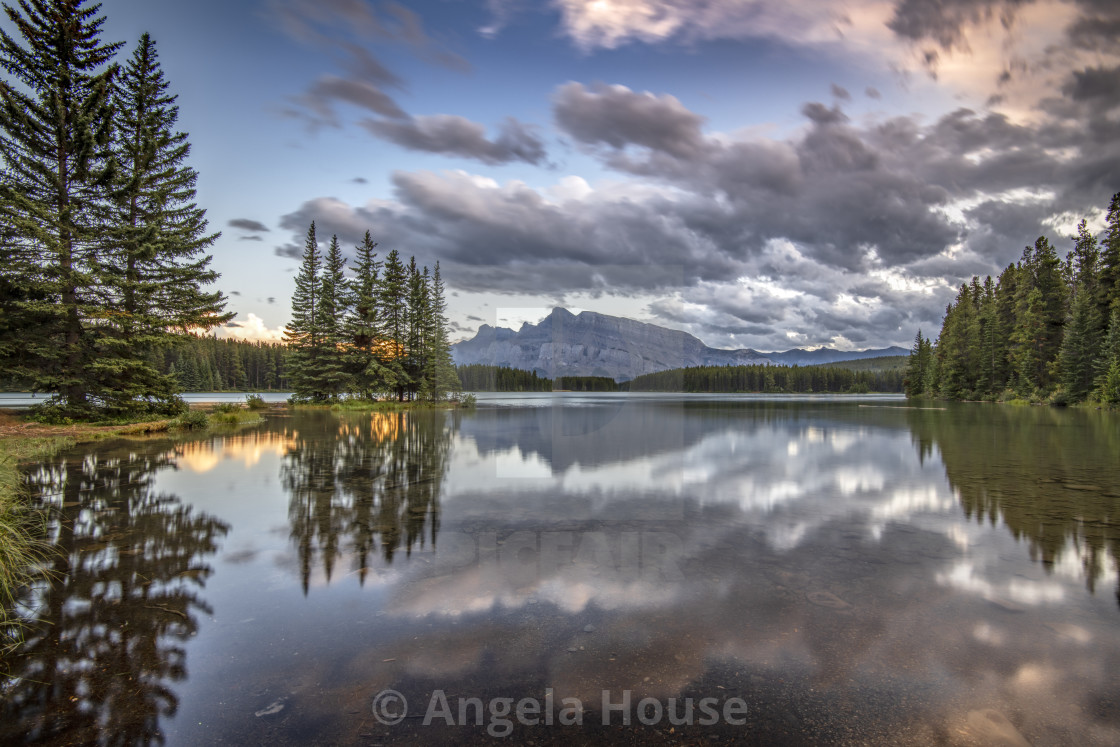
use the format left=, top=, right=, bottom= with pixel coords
left=25, top=0, right=1120, bottom=351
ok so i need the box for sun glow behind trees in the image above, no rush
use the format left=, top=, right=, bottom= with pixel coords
left=283, top=223, right=460, bottom=403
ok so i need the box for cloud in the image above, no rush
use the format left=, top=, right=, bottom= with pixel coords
left=295, top=74, right=408, bottom=127
left=361, top=114, right=548, bottom=165
left=352, top=177, right=368, bottom=184
left=274, top=69, right=1118, bottom=349
left=239, top=235, right=264, bottom=241
left=831, top=83, right=852, bottom=100
left=229, top=218, right=270, bottom=232
left=217, top=313, right=287, bottom=343
left=552, top=0, right=865, bottom=51
left=547, top=0, right=1120, bottom=123
left=266, top=0, right=469, bottom=71
left=553, top=82, right=706, bottom=159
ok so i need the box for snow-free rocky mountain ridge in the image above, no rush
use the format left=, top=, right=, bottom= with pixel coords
left=450, top=308, right=906, bottom=381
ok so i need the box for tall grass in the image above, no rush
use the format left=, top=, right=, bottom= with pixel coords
left=0, top=437, right=69, bottom=668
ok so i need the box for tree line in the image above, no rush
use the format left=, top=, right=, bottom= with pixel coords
left=906, top=192, right=1120, bottom=405
left=283, top=223, right=460, bottom=403
left=1, top=2, right=230, bottom=418
left=626, top=363, right=903, bottom=393
left=455, top=365, right=621, bottom=392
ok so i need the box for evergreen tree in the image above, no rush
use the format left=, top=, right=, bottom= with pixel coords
left=379, top=249, right=410, bottom=401
left=1060, top=222, right=1101, bottom=402
left=1096, top=308, right=1120, bottom=405
left=312, top=233, right=349, bottom=399
left=284, top=223, right=329, bottom=401
left=1062, top=289, right=1098, bottom=401
left=96, top=33, right=230, bottom=414
left=404, top=259, right=430, bottom=400
left=425, top=262, right=461, bottom=400
left=0, top=0, right=122, bottom=414
left=904, top=330, right=931, bottom=397
left=1099, top=193, right=1120, bottom=318
left=344, top=231, right=399, bottom=399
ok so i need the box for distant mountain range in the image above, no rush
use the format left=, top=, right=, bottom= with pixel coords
left=450, top=308, right=907, bottom=381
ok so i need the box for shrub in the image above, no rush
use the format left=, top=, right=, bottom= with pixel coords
left=170, top=410, right=209, bottom=430
left=245, top=394, right=267, bottom=410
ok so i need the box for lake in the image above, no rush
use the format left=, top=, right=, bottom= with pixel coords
left=2, top=393, right=1118, bottom=745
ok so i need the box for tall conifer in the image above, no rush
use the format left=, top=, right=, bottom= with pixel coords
left=0, top=0, right=122, bottom=414
left=98, top=33, right=230, bottom=414
left=284, top=223, right=328, bottom=401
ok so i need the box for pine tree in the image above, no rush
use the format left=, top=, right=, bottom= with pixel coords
left=1099, top=193, right=1120, bottom=318
left=404, top=259, right=430, bottom=400
left=904, top=330, right=930, bottom=397
left=1096, top=308, right=1120, bottom=406
left=379, top=249, right=410, bottom=401
left=284, top=223, right=329, bottom=402
left=310, top=233, right=349, bottom=399
left=1059, top=222, right=1102, bottom=402
left=426, top=262, right=461, bottom=400
left=0, top=0, right=122, bottom=415
left=345, top=231, right=398, bottom=399
left=95, top=32, right=231, bottom=414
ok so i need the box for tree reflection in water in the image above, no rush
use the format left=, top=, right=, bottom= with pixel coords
left=281, top=408, right=457, bottom=592
left=907, top=404, right=1120, bottom=603
left=0, top=446, right=229, bottom=746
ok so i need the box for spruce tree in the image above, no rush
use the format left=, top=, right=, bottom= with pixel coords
left=405, top=259, right=430, bottom=400
left=97, top=32, right=230, bottom=414
left=0, top=0, right=122, bottom=415
left=284, top=223, right=328, bottom=401
left=312, top=234, right=349, bottom=399
left=426, top=262, right=461, bottom=400
left=1096, top=308, right=1120, bottom=406
left=379, top=249, right=410, bottom=401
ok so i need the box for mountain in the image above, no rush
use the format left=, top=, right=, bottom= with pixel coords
left=451, top=308, right=907, bottom=381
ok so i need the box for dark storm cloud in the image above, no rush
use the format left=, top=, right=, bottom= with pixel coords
left=552, top=82, right=706, bottom=159
left=361, top=115, right=547, bottom=165
left=886, top=0, right=1030, bottom=53
left=229, top=218, right=270, bottom=232
left=1063, top=64, right=1120, bottom=102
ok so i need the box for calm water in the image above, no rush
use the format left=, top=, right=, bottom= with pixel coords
left=2, top=394, right=1119, bottom=745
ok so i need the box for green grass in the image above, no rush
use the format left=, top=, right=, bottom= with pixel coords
left=206, top=409, right=265, bottom=426
left=290, top=398, right=470, bottom=412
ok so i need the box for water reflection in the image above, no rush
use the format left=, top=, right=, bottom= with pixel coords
left=3, top=399, right=1119, bottom=744
left=907, top=404, right=1120, bottom=601
left=0, top=447, right=228, bottom=745
left=280, top=410, right=456, bottom=591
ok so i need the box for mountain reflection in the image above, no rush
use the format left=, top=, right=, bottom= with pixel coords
left=907, top=404, right=1120, bottom=601
left=280, top=409, right=457, bottom=592
left=0, top=446, right=229, bottom=746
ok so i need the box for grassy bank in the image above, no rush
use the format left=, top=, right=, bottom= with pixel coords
left=291, top=395, right=476, bottom=412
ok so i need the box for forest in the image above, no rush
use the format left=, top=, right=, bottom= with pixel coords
left=907, top=193, right=1120, bottom=405
left=626, top=362, right=903, bottom=393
